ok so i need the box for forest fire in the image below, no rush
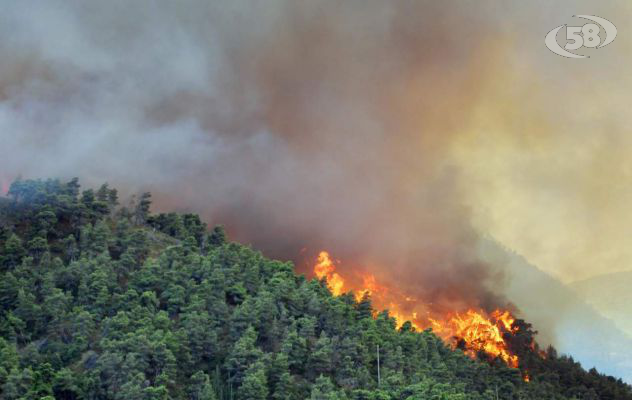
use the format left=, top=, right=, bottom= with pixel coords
left=312, top=250, right=522, bottom=369
left=314, top=251, right=346, bottom=296
left=430, top=309, right=519, bottom=368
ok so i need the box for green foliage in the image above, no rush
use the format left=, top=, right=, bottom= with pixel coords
left=239, top=362, right=268, bottom=400
left=0, top=178, right=631, bottom=399
left=1, top=234, right=24, bottom=270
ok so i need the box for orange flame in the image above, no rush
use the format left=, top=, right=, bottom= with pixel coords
left=430, top=309, right=519, bottom=368
left=312, top=250, right=522, bottom=369
left=314, top=251, right=346, bottom=296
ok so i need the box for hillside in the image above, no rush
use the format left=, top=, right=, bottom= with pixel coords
left=478, top=240, right=632, bottom=383
left=1, top=178, right=631, bottom=400
left=570, top=271, right=632, bottom=338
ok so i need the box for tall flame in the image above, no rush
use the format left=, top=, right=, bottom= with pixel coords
left=430, top=310, right=519, bottom=368
left=314, top=251, right=346, bottom=296
left=312, top=250, right=522, bottom=369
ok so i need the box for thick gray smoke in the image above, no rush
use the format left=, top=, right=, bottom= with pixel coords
left=3, top=1, right=632, bottom=380
left=0, top=0, right=511, bottom=312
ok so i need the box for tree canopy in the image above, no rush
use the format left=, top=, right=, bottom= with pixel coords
left=0, top=178, right=630, bottom=400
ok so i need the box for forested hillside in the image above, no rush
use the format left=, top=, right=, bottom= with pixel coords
left=0, top=178, right=631, bottom=400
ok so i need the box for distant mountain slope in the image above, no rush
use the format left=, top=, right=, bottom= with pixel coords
left=570, top=271, right=632, bottom=337
left=478, top=240, right=632, bottom=383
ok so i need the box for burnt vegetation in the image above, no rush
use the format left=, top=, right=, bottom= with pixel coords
left=0, top=178, right=630, bottom=399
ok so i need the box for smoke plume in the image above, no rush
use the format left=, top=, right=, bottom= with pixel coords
left=3, top=0, right=632, bottom=377
left=0, top=0, right=511, bottom=311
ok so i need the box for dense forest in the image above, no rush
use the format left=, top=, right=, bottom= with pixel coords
left=0, top=178, right=631, bottom=400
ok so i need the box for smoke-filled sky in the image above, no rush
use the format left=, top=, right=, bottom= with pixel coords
left=2, top=0, right=632, bottom=295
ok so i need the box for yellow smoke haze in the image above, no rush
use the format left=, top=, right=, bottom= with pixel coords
left=3, top=3, right=632, bottom=380
left=451, top=26, right=632, bottom=283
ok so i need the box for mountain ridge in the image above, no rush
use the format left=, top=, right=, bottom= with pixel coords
left=570, top=270, right=632, bottom=339
left=1, top=177, right=631, bottom=399
left=478, top=238, right=632, bottom=383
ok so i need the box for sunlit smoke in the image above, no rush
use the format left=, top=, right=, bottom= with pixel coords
left=3, top=0, right=632, bottom=381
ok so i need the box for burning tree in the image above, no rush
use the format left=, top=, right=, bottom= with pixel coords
left=311, top=250, right=544, bottom=376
